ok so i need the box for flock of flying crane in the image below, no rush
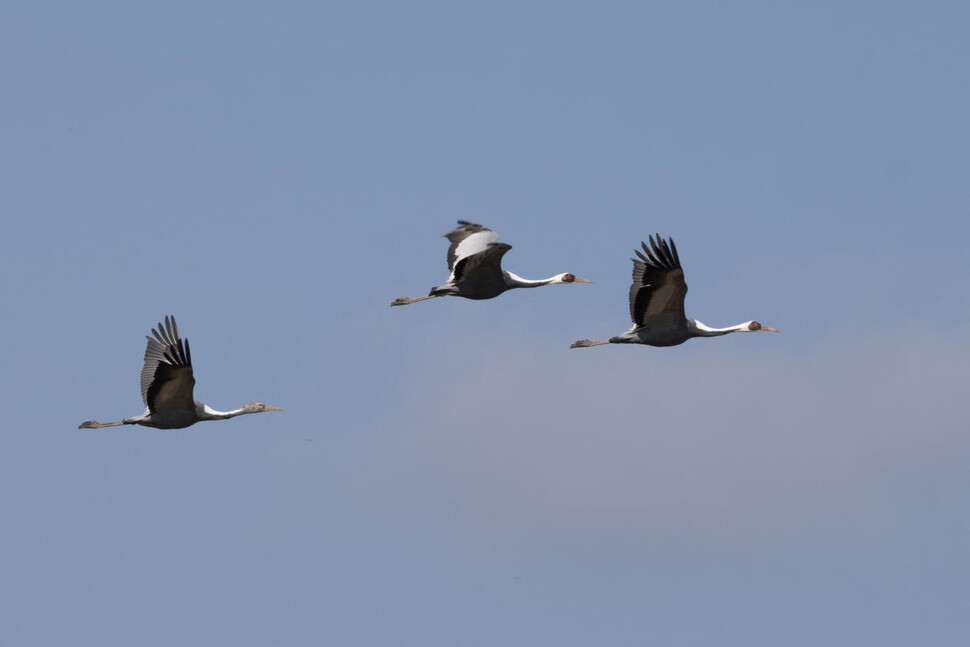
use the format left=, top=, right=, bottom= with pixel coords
left=78, top=221, right=779, bottom=430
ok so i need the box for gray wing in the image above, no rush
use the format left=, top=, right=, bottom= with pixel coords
left=453, top=242, right=512, bottom=285
left=140, top=315, right=196, bottom=413
left=444, top=221, right=500, bottom=272
left=628, top=235, right=688, bottom=328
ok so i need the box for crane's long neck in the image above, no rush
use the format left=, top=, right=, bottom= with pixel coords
left=688, top=319, right=747, bottom=337
left=504, top=271, right=557, bottom=288
left=198, top=404, right=246, bottom=420
left=198, top=402, right=280, bottom=421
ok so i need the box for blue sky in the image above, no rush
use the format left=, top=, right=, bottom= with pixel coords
left=3, top=2, right=969, bottom=645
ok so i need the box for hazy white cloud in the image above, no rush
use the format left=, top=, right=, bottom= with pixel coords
left=349, top=329, right=968, bottom=542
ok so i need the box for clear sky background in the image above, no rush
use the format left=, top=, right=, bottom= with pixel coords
left=3, top=2, right=969, bottom=645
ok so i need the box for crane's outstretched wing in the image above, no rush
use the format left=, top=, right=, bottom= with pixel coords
left=629, top=235, right=688, bottom=328
left=140, top=315, right=196, bottom=413
left=453, top=242, right=512, bottom=285
left=444, top=221, right=500, bottom=272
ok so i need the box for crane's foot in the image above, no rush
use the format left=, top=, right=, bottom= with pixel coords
left=78, top=419, right=126, bottom=429
left=570, top=339, right=608, bottom=348
left=391, top=295, right=435, bottom=306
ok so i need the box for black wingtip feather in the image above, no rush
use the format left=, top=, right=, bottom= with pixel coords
left=655, top=235, right=670, bottom=266
left=148, top=315, right=191, bottom=367
left=641, top=240, right=661, bottom=266
left=660, top=239, right=671, bottom=263
left=669, top=238, right=680, bottom=266
left=635, top=235, right=681, bottom=271
left=168, top=315, right=179, bottom=343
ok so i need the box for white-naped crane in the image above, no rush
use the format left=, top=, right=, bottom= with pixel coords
left=391, top=220, right=592, bottom=306
left=571, top=234, right=778, bottom=349
left=79, top=316, right=282, bottom=429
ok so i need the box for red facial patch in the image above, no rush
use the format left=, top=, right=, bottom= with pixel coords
left=563, top=273, right=575, bottom=283
left=748, top=321, right=761, bottom=331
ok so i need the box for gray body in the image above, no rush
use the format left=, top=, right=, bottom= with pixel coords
left=430, top=240, right=515, bottom=300
left=609, top=318, right=719, bottom=347
left=121, top=402, right=225, bottom=430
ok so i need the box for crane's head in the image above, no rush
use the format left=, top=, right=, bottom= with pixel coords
left=554, top=273, right=593, bottom=284
left=743, top=321, right=779, bottom=333
left=240, top=402, right=284, bottom=414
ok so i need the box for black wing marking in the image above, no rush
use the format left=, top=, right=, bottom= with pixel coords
left=628, top=234, right=688, bottom=327
left=453, top=242, right=512, bottom=284
left=140, top=315, right=196, bottom=412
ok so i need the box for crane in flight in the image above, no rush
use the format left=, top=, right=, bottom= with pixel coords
left=391, top=221, right=591, bottom=306
left=79, top=316, right=282, bottom=429
left=571, top=234, right=778, bottom=349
